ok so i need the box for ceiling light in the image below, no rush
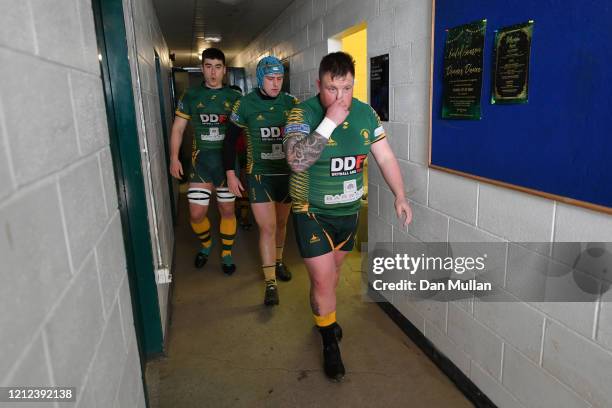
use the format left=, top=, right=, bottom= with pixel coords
left=204, top=36, right=221, bottom=43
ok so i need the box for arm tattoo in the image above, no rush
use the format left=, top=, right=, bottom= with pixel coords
left=285, top=131, right=328, bottom=172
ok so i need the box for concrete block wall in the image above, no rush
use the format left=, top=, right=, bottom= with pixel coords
left=122, top=0, right=175, bottom=337
left=232, top=1, right=612, bottom=407
left=0, top=0, right=145, bottom=406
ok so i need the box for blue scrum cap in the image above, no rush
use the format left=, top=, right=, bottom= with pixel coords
left=256, top=56, right=284, bottom=88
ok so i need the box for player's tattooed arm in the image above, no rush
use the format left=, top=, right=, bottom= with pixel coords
left=284, top=131, right=328, bottom=173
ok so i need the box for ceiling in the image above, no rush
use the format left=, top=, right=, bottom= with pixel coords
left=152, top=0, right=294, bottom=67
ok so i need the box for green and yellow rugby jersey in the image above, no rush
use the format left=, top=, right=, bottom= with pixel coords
left=175, top=84, right=241, bottom=150
left=230, top=91, right=299, bottom=175
left=283, top=95, right=386, bottom=216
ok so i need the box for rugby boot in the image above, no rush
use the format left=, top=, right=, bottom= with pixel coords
left=194, top=247, right=210, bottom=268
left=221, top=254, right=236, bottom=276
left=330, top=322, right=343, bottom=342
left=264, top=280, right=279, bottom=306
left=319, top=324, right=345, bottom=381
left=313, top=322, right=343, bottom=342
left=275, top=262, right=292, bottom=281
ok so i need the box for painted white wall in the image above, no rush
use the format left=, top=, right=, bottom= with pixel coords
left=232, top=1, right=612, bottom=407
left=0, top=0, right=145, bottom=406
left=123, top=0, right=175, bottom=339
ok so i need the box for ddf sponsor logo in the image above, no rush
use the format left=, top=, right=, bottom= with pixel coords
left=330, top=154, right=367, bottom=176
left=260, top=127, right=283, bottom=139
left=199, top=114, right=228, bottom=124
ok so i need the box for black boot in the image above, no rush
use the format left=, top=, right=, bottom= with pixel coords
left=221, top=254, right=236, bottom=276
left=194, top=250, right=209, bottom=268
left=264, top=280, right=279, bottom=306
left=330, top=322, right=343, bottom=342
left=275, top=262, right=292, bottom=281
left=319, top=324, right=345, bottom=381
left=313, top=322, right=343, bottom=341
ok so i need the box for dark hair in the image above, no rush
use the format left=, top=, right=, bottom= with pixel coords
left=318, top=51, right=355, bottom=80
left=201, top=48, right=226, bottom=65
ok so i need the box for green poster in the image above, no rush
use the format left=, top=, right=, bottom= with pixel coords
left=442, top=20, right=487, bottom=120
left=491, top=21, right=534, bottom=104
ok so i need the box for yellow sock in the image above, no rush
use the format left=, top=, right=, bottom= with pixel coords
left=275, top=246, right=284, bottom=263
left=191, top=217, right=211, bottom=250
left=263, top=264, right=276, bottom=281
left=314, top=311, right=336, bottom=328
left=220, top=216, right=237, bottom=258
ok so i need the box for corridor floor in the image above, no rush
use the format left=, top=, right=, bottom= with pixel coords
left=146, top=194, right=472, bottom=408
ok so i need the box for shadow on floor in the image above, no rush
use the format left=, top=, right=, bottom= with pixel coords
left=146, top=193, right=472, bottom=408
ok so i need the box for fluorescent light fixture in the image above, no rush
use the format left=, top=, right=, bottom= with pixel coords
left=204, top=36, right=221, bottom=43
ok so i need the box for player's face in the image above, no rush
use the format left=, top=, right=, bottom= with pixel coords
left=202, top=58, right=225, bottom=88
left=262, top=74, right=283, bottom=97
left=317, top=72, right=354, bottom=109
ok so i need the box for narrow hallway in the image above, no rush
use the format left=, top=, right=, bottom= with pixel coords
left=146, top=192, right=472, bottom=407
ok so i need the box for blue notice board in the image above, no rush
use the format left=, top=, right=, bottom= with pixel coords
left=430, top=0, right=612, bottom=213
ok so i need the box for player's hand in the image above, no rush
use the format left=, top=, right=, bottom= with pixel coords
left=325, top=97, right=350, bottom=126
left=169, top=158, right=183, bottom=179
left=395, top=196, right=413, bottom=227
left=226, top=171, right=244, bottom=197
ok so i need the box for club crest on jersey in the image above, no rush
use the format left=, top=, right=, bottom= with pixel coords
left=257, top=114, right=265, bottom=121
left=310, top=233, right=320, bottom=244
left=199, top=114, right=227, bottom=124
left=197, top=102, right=205, bottom=108
left=360, top=129, right=370, bottom=145
left=342, top=121, right=349, bottom=129
left=260, top=126, right=283, bottom=139
left=330, top=154, right=367, bottom=177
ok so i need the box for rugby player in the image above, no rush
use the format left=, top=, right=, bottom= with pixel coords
left=170, top=48, right=242, bottom=275
left=283, top=52, right=412, bottom=380
left=224, top=56, right=299, bottom=305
